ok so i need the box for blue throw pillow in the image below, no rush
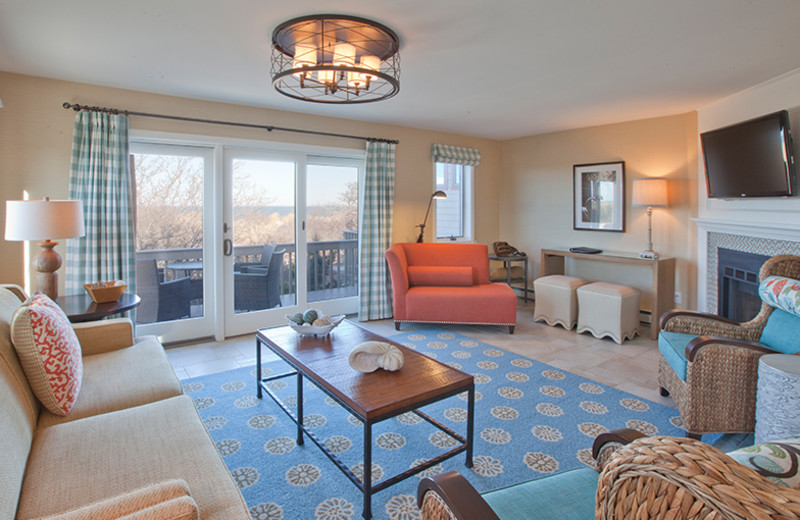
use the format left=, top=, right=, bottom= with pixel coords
left=760, top=308, right=800, bottom=354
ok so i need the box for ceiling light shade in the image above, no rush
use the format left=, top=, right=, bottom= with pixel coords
left=271, top=14, right=400, bottom=104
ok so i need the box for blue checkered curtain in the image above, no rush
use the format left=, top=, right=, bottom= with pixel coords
left=65, top=112, right=135, bottom=297
left=359, top=141, right=396, bottom=321
left=432, top=144, right=482, bottom=166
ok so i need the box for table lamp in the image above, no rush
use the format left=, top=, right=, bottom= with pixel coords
left=5, top=198, right=86, bottom=300
left=631, top=178, right=668, bottom=259
left=416, top=190, right=447, bottom=243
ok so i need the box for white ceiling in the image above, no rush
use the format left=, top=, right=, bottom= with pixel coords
left=1, top=0, right=799, bottom=140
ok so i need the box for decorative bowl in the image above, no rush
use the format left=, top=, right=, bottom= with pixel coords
left=83, top=281, right=126, bottom=303
left=285, top=313, right=345, bottom=336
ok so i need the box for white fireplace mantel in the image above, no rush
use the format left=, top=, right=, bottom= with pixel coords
left=694, top=218, right=800, bottom=242
left=694, top=218, right=800, bottom=312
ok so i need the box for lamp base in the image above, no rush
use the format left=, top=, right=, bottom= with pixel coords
left=639, top=250, right=659, bottom=260
left=33, top=240, right=61, bottom=300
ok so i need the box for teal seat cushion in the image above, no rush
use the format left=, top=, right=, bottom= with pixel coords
left=760, top=308, right=800, bottom=354
left=482, top=467, right=598, bottom=520
left=658, top=331, right=695, bottom=381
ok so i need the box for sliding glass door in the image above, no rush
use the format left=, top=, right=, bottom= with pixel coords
left=223, top=150, right=361, bottom=337
left=131, top=138, right=362, bottom=342
left=131, top=143, right=215, bottom=342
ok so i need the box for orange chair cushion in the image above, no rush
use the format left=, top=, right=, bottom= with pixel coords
left=407, top=266, right=474, bottom=287
left=405, top=284, right=516, bottom=325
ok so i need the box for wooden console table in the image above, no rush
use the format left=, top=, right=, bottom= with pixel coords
left=540, top=249, right=675, bottom=339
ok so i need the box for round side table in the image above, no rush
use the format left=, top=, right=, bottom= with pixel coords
left=755, top=354, right=800, bottom=444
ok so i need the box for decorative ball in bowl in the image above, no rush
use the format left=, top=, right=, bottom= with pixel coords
left=286, top=309, right=345, bottom=336
left=83, top=281, right=127, bottom=303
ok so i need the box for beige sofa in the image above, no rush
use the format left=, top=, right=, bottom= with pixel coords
left=0, top=284, right=250, bottom=520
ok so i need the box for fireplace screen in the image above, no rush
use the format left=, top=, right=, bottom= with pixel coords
left=717, top=248, right=769, bottom=322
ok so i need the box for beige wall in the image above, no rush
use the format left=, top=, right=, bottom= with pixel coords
left=0, top=71, right=502, bottom=290
left=0, top=71, right=703, bottom=310
left=499, top=113, right=699, bottom=311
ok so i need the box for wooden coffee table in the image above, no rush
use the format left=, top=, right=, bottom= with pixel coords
left=255, top=320, right=474, bottom=520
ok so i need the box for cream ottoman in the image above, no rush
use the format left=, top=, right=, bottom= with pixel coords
left=533, top=275, right=586, bottom=329
left=577, top=282, right=641, bottom=344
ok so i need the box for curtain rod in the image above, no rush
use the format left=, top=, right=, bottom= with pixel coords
left=61, top=102, right=399, bottom=145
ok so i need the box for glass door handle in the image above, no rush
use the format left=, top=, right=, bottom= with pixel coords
left=223, top=239, right=233, bottom=256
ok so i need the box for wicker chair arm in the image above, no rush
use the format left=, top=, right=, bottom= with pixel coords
left=686, top=335, right=778, bottom=362
left=659, top=309, right=761, bottom=341
left=592, top=428, right=646, bottom=471
left=597, top=435, right=800, bottom=520
left=417, top=471, right=500, bottom=520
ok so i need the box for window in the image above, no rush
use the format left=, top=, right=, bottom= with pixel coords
left=435, top=162, right=473, bottom=241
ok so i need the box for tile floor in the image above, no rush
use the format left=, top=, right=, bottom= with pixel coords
left=166, top=300, right=674, bottom=409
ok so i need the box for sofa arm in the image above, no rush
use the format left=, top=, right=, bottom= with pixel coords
left=35, top=479, right=198, bottom=520
left=597, top=435, right=800, bottom=520
left=72, top=318, right=135, bottom=356
left=659, top=309, right=762, bottom=341
left=417, top=471, right=500, bottom=520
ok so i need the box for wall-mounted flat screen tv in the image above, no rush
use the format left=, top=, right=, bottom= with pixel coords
left=701, top=110, right=796, bottom=198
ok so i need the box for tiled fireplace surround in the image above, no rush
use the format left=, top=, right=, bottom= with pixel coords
left=696, top=219, right=800, bottom=313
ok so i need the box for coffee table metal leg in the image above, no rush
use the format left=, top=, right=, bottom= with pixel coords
left=466, top=385, right=474, bottom=467
left=297, top=372, right=304, bottom=446
left=256, top=338, right=263, bottom=399
left=363, top=420, right=372, bottom=520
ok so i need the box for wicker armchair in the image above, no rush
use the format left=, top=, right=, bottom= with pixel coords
left=417, top=430, right=800, bottom=520
left=658, top=254, right=800, bottom=439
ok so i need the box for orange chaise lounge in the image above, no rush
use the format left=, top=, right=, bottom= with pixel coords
left=385, top=243, right=517, bottom=333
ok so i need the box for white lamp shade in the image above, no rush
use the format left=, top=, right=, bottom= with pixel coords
left=292, top=43, right=317, bottom=71
left=5, top=200, right=85, bottom=241
left=333, top=42, right=356, bottom=67
left=359, top=55, right=380, bottom=80
left=632, top=178, right=668, bottom=207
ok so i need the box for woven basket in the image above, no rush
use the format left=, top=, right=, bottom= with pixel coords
left=83, top=281, right=126, bottom=303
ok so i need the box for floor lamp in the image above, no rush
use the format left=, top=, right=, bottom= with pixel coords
left=416, top=190, right=447, bottom=243
left=631, top=178, right=668, bottom=259
left=5, top=198, right=86, bottom=300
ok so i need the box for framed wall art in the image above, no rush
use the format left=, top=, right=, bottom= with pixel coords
left=573, top=161, right=625, bottom=232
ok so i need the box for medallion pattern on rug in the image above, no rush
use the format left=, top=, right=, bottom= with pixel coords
left=184, top=327, right=685, bottom=520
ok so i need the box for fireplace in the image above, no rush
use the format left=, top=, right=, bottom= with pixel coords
left=717, top=248, right=769, bottom=322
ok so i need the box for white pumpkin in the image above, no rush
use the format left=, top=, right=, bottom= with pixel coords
left=348, top=341, right=404, bottom=372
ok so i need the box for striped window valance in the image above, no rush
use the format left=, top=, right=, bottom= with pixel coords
left=432, top=144, right=481, bottom=166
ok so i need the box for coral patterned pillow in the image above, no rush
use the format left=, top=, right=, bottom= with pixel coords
left=11, top=294, right=83, bottom=415
left=759, top=276, right=800, bottom=318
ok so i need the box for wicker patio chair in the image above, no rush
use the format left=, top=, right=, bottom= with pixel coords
left=417, top=431, right=800, bottom=520
left=234, top=249, right=285, bottom=311
left=135, top=259, right=192, bottom=324
left=658, top=254, right=800, bottom=439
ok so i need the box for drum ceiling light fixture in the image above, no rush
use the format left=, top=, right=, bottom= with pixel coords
left=271, top=14, right=400, bottom=104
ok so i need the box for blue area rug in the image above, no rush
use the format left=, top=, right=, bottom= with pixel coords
left=184, top=326, right=691, bottom=520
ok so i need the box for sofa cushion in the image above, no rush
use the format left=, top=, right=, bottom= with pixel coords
left=407, top=265, right=474, bottom=287
left=11, top=297, right=83, bottom=416
left=482, top=467, right=598, bottom=519
left=759, top=276, right=800, bottom=317
left=18, top=395, right=249, bottom=520
left=760, top=308, right=800, bottom=354
left=37, top=336, right=183, bottom=429
left=727, top=438, right=800, bottom=488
